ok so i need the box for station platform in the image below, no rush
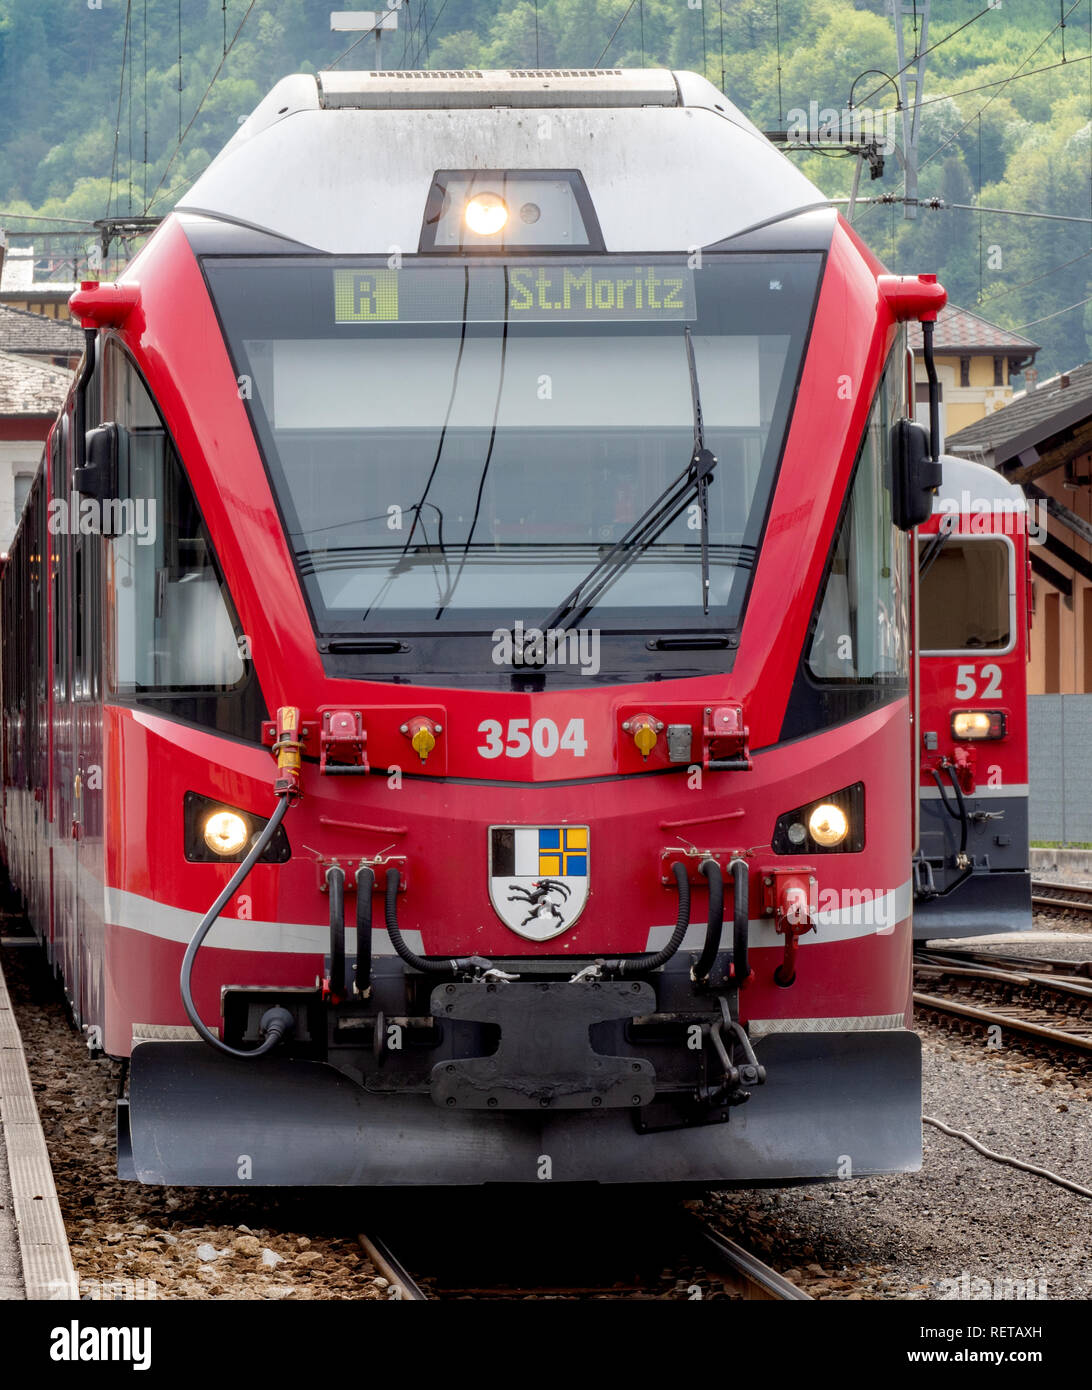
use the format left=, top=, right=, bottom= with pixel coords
left=0, top=947, right=77, bottom=1300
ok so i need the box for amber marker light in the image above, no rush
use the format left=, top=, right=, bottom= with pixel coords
left=203, top=810, right=249, bottom=856
left=808, top=804, right=849, bottom=848
left=465, top=192, right=509, bottom=235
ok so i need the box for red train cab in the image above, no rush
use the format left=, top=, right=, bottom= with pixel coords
left=914, top=454, right=1032, bottom=939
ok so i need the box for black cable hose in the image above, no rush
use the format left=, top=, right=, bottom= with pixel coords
left=383, top=866, right=491, bottom=974
left=180, top=794, right=295, bottom=1058
left=692, top=859, right=724, bottom=982
left=929, top=765, right=968, bottom=857
left=355, top=864, right=374, bottom=994
left=927, top=764, right=974, bottom=899
left=946, top=763, right=969, bottom=857
left=604, top=861, right=691, bottom=978
left=327, top=864, right=346, bottom=999
left=730, top=857, right=751, bottom=984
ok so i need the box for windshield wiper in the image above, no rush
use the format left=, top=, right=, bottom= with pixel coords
left=684, top=325, right=717, bottom=615
left=537, top=327, right=718, bottom=635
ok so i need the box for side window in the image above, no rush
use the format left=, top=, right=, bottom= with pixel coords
left=919, top=538, right=1012, bottom=652
left=807, top=355, right=908, bottom=683
left=103, top=341, right=246, bottom=695
left=13, top=471, right=34, bottom=518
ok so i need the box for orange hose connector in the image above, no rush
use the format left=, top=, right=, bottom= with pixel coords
left=273, top=705, right=304, bottom=801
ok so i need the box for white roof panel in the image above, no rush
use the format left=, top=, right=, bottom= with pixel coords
left=179, top=69, right=826, bottom=255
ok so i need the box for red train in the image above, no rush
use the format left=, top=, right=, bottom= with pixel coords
left=2, top=69, right=949, bottom=1186
left=913, top=455, right=1032, bottom=939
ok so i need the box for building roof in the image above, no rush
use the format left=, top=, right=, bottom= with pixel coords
left=908, top=303, right=1039, bottom=356
left=945, top=361, right=1092, bottom=465
left=0, top=302, right=83, bottom=356
left=0, top=349, right=72, bottom=417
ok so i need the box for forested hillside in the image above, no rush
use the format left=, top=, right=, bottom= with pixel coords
left=1, top=0, right=1090, bottom=372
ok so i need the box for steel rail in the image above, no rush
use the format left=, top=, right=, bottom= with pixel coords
left=914, top=989, right=1092, bottom=1053
left=1031, top=880, right=1092, bottom=914
left=691, top=1225, right=813, bottom=1301
left=918, top=946, right=1092, bottom=980
left=915, top=954, right=1092, bottom=1001
left=357, top=1232, right=429, bottom=1301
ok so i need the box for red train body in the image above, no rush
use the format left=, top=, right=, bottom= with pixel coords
left=1, top=70, right=948, bottom=1186
left=913, top=456, right=1032, bottom=938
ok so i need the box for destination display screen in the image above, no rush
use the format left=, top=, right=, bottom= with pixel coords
left=332, top=264, right=697, bottom=325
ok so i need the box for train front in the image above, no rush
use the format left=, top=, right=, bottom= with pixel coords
left=87, top=69, right=941, bottom=1185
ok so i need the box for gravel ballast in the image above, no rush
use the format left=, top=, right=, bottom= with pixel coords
left=3, top=914, right=1089, bottom=1302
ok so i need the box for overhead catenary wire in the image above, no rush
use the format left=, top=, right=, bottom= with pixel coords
left=595, top=0, right=639, bottom=69
left=919, top=0, right=1085, bottom=176
left=978, top=246, right=1092, bottom=306
left=1009, top=294, right=1092, bottom=332
left=127, top=0, right=134, bottom=214
left=849, top=3, right=1087, bottom=235
left=0, top=211, right=98, bottom=225
left=177, top=0, right=183, bottom=144
left=107, top=1, right=132, bottom=220
left=143, top=0, right=148, bottom=212
left=326, top=5, right=402, bottom=69
left=420, top=0, right=450, bottom=60
left=841, top=196, right=1092, bottom=225
left=145, top=0, right=260, bottom=214
left=854, top=3, right=1000, bottom=111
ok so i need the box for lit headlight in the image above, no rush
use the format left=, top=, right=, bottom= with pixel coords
left=420, top=171, right=600, bottom=252
left=203, top=811, right=249, bottom=856
left=951, top=710, right=1006, bottom=741
left=772, top=784, right=864, bottom=855
left=464, top=192, right=508, bottom=236
left=808, top=804, right=849, bottom=847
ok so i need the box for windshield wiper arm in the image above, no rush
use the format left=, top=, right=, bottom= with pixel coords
left=536, top=328, right=717, bottom=636
left=684, top=325, right=717, bottom=616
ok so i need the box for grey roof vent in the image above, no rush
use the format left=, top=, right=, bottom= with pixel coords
left=317, top=68, right=679, bottom=110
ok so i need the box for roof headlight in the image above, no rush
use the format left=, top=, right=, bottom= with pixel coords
left=464, top=192, right=509, bottom=236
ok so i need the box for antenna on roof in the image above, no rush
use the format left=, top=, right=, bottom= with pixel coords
left=331, top=6, right=403, bottom=73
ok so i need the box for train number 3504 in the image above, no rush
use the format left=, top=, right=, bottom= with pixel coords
left=477, top=718, right=588, bottom=758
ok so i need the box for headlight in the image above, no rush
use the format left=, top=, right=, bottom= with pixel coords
left=464, top=192, right=508, bottom=235
left=772, top=784, right=865, bottom=855
left=203, top=811, right=249, bottom=856
left=185, top=792, right=291, bottom=865
left=808, top=804, right=849, bottom=847
left=951, top=710, right=1006, bottom=741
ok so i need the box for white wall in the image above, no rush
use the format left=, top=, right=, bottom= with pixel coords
left=0, top=439, right=45, bottom=551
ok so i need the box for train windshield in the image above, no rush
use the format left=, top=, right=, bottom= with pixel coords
left=206, top=254, right=820, bottom=638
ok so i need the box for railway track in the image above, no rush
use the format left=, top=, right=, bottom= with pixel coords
left=357, top=1217, right=812, bottom=1301
left=914, top=950, right=1092, bottom=1055
left=1031, top=879, right=1092, bottom=915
